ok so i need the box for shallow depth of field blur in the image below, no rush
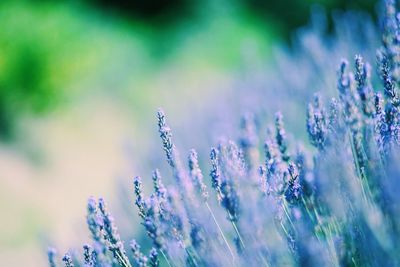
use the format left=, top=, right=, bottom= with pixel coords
left=0, top=0, right=376, bottom=266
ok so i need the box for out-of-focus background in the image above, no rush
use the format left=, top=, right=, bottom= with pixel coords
left=0, top=0, right=376, bottom=265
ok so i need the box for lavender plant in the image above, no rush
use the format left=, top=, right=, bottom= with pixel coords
left=49, top=1, right=400, bottom=266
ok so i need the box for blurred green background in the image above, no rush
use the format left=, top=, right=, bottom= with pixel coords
left=0, top=0, right=375, bottom=266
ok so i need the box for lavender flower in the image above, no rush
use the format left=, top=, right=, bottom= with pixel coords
left=157, top=109, right=194, bottom=198
left=165, top=188, right=187, bottom=240
left=62, top=253, right=74, bottom=267
left=275, top=112, right=289, bottom=161
left=284, top=163, right=302, bottom=204
left=49, top=2, right=400, bottom=266
left=375, top=92, right=385, bottom=117
left=264, top=130, right=286, bottom=194
left=47, top=247, right=57, bottom=267
left=307, top=94, right=328, bottom=150
left=264, top=129, right=281, bottom=164
left=98, top=198, right=132, bottom=267
left=354, top=55, right=374, bottom=117
left=188, top=219, right=205, bottom=253
left=384, top=102, right=399, bottom=145
left=133, top=176, right=146, bottom=220
left=152, top=169, right=167, bottom=202
left=220, top=178, right=240, bottom=223
left=83, top=244, right=95, bottom=267
left=337, top=59, right=351, bottom=96
left=328, top=98, right=341, bottom=132
left=337, top=59, right=362, bottom=133
left=188, top=149, right=208, bottom=201
left=375, top=92, right=390, bottom=156
left=215, top=142, right=242, bottom=223
left=239, top=113, right=259, bottom=171
left=87, top=197, right=103, bottom=243
left=210, top=147, right=221, bottom=200
left=258, top=165, right=268, bottom=195
left=157, top=109, right=175, bottom=168
left=86, top=197, right=111, bottom=267
left=86, top=197, right=107, bottom=264
left=141, top=195, right=165, bottom=251
left=377, top=49, right=399, bottom=106
left=148, top=248, right=159, bottom=267
left=381, top=0, right=400, bottom=83
left=130, top=240, right=148, bottom=267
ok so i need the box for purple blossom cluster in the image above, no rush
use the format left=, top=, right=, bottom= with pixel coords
left=48, top=1, right=400, bottom=266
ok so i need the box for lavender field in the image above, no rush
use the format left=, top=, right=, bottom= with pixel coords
left=0, top=0, right=400, bottom=267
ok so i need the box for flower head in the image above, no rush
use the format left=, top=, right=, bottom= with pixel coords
left=83, top=244, right=96, bottom=267
left=307, top=94, right=328, bottom=150
left=275, top=112, right=289, bottom=161
left=148, top=248, right=159, bottom=267
left=284, top=162, right=302, bottom=204
left=62, top=253, right=74, bottom=267
left=188, top=149, right=208, bottom=201
left=47, top=247, right=57, bottom=267
left=98, top=198, right=131, bottom=267
left=130, top=239, right=148, bottom=267
left=134, top=176, right=146, bottom=219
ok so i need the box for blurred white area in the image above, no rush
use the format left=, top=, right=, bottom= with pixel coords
left=0, top=97, right=133, bottom=265
left=0, top=68, right=236, bottom=265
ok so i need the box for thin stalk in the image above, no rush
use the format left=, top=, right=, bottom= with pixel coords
left=184, top=247, right=198, bottom=267
left=160, top=249, right=173, bottom=267
left=228, top=214, right=246, bottom=249
left=360, top=167, right=373, bottom=200
left=351, top=257, right=358, bottom=267
left=251, top=235, right=270, bottom=267
left=326, top=223, right=340, bottom=267
left=257, top=251, right=270, bottom=267
left=114, top=251, right=132, bottom=267
left=348, top=132, right=369, bottom=204
left=205, top=201, right=236, bottom=260
left=282, top=201, right=296, bottom=232
left=301, top=196, right=316, bottom=225
left=280, top=221, right=290, bottom=238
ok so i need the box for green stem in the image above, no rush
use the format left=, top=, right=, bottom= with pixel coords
left=184, top=247, right=198, bottom=267
left=115, top=251, right=132, bottom=267
left=205, top=201, right=236, bottom=261
left=348, top=132, right=369, bottom=204
left=282, top=201, right=296, bottom=232
left=160, top=249, right=173, bottom=267
left=228, top=213, right=245, bottom=249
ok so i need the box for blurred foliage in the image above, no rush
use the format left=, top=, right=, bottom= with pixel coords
left=245, top=0, right=377, bottom=37
left=82, top=0, right=377, bottom=36
left=0, top=0, right=377, bottom=140
left=0, top=1, right=147, bottom=139
left=0, top=0, right=275, bottom=141
left=0, top=11, right=58, bottom=139
left=86, top=0, right=192, bottom=21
